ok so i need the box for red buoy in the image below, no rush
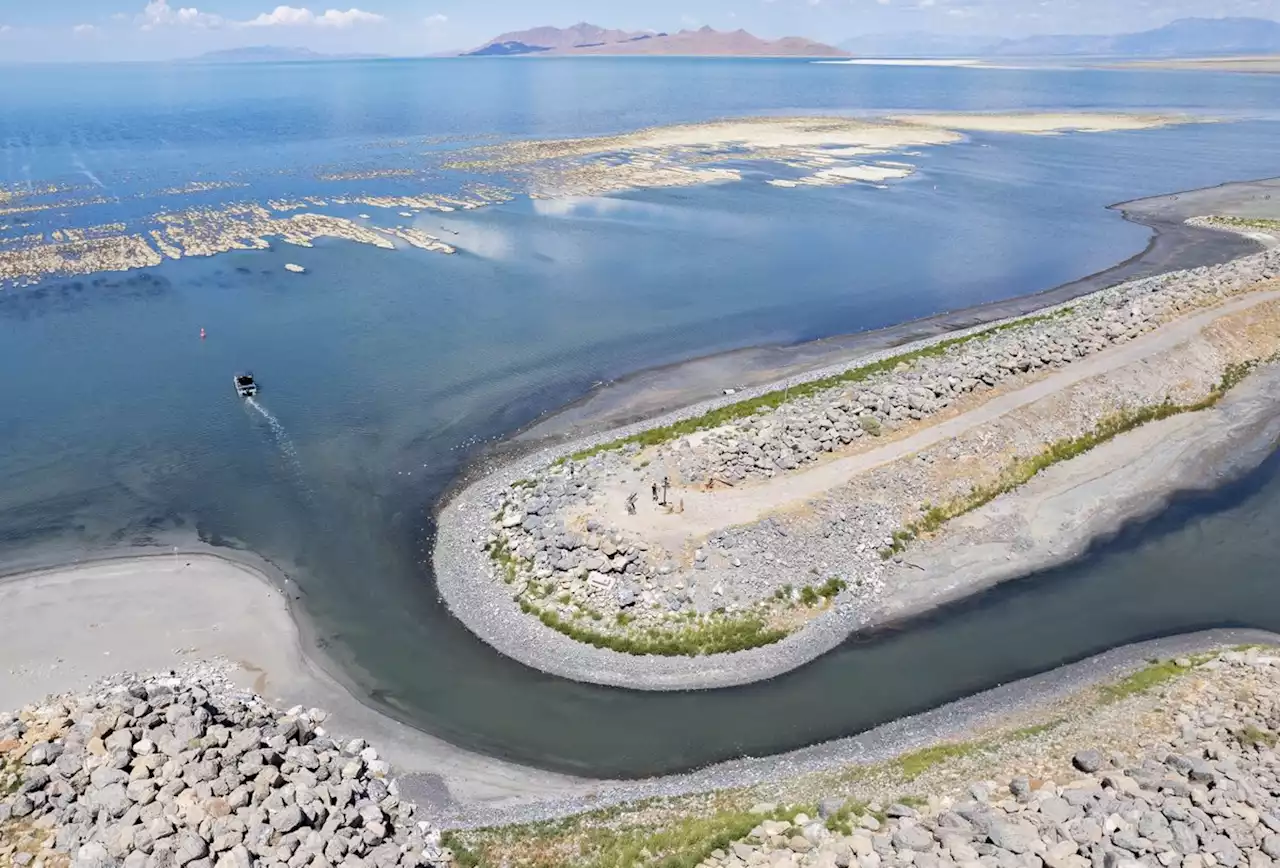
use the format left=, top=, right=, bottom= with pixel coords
left=200, top=328, right=206, bottom=340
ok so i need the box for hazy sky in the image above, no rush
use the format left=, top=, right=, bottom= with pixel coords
left=1, top=0, right=1278, bottom=62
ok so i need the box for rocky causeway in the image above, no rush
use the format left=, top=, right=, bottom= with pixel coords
left=433, top=202, right=1280, bottom=690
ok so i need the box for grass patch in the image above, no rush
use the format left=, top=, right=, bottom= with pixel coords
left=1098, top=654, right=1214, bottom=703
left=1236, top=725, right=1279, bottom=750
left=824, top=800, right=883, bottom=834
left=1202, top=215, right=1280, bottom=233
left=893, top=742, right=985, bottom=780
left=446, top=802, right=811, bottom=868
left=1010, top=719, right=1066, bottom=740
left=566, top=310, right=1073, bottom=463
left=518, top=599, right=788, bottom=656
left=887, top=717, right=1068, bottom=784
left=881, top=358, right=1266, bottom=560
left=485, top=536, right=525, bottom=585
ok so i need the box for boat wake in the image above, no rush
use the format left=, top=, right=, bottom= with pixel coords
left=245, top=398, right=313, bottom=501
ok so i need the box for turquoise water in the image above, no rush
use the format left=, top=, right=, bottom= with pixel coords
left=3, top=59, right=1280, bottom=776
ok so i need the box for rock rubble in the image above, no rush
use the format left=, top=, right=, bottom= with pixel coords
left=472, top=240, right=1280, bottom=648
left=0, top=664, right=452, bottom=868
left=706, top=651, right=1280, bottom=868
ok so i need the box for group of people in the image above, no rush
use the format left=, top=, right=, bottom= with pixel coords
left=625, top=476, right=671, bottom=516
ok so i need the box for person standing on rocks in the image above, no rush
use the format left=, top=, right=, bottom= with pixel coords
left=651, top=482, right=659, bottom=502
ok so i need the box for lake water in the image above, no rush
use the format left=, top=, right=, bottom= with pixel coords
left=3, top=59, right=1280, bottom=777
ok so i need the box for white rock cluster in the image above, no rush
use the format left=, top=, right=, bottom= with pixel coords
left=0, top=665, right=453, bottom=868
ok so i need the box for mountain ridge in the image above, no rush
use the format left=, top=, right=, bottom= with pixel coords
left=463, top=23, right=847, bottom=57
left=839, top=17, right=1280, bottom=58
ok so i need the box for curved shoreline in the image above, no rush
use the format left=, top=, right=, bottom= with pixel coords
left=0, top=548, right=599, bottom=825
left=433, top=178, right=1280, bottom=691
left=433, top=330, right=1280, bottom=692
left=507, top=178, right=1277, bottom=448
left=1, top=558, right=1275, bottom=830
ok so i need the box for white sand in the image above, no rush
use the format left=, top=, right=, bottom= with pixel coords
left=0, top=553, right=595, bottom=817
left=817, top=59, right=982, bottom=67
left=888, top=112, right=1204, bottom=134
left=770, top=164, right=916, bottom=188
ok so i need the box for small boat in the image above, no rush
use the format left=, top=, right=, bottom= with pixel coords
left=234, top=372, right=259, bottom=398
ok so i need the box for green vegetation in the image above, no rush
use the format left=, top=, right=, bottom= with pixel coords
left=1099, top=654, right=1213, bottom=703
left=799, top=577, right=848, bottom=607
left=485, top=536, right=524, bottom=585
left=1009, top=719, right=1066, bottom=740
left=1203, top=215, right=1280, bottom=233
left=888, top=715, right=1070, bottom=782
left=1236, top=725, right=1278, bottom=750
left=565, top=310, right=1073, bottom=463
left=818, top=577, right=848, bottom=599
left=824, top=800, right=876, bottom=835
left=445, top=802, right=813, bottom=868
left=881, top=359, right=1266, bottom=560
left=894, top=743, right=984, bottom=781
left=517, top=598, right=788, bottom=656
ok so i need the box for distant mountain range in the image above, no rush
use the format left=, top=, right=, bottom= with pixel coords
left=840, top=17, right=1280, bottom=58
left=463, top=23, right=847, bottom=57
left=188, top=46, right=387, bottom=63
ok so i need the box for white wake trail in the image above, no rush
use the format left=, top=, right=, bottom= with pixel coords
left=245, top=398, right=314, bottom=501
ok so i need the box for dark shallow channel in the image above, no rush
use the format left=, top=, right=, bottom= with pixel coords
left=408, top=439, right=1280, bottom=778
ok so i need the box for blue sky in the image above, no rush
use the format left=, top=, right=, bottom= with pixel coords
left=1, top=0, right=1278, bottom=61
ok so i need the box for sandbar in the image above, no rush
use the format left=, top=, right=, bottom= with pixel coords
left=887, top=112, right=1205, bottom=134
left=1117, top=56, right=1280, bottom=74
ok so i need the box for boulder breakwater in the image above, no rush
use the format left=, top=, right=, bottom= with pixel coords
left=434, top=214, right=1280, bottom=689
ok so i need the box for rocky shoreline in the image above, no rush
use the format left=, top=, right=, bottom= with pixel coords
left=433, top=217, right=1280, bottom=691
left=17, top=638, right=1276, bottom=868
left=8, top=637, right=1280, bottom=868
left=0, top=663, right=453, bottom=868
left=450, top=642, right=1280, bottom=868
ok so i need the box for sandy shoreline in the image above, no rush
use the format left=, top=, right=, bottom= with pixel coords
left=1, top=557, right=1275, bottom=830
left=0, top=550, right=596, bottom=825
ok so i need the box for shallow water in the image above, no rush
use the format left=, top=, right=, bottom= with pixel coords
left=3, top=59, right=1280, bottom=777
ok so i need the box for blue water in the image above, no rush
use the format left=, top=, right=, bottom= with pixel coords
left=3, top=59, right=1280, bottom=777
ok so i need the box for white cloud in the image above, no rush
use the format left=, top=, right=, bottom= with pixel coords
left=72, top=23, right=99, bottom=36
left=134, top=1, right=384, bottom=31
left=0, top=24, right=13, bottom=34
left=244, top=6, right=386, bottom=28
left=423, top=13, right=448, bottom=26
left=140, top=0, right=224, bottom=29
